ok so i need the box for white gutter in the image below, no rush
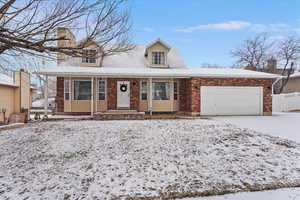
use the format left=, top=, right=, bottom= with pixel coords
left=33, top=72, right=278, bottom=79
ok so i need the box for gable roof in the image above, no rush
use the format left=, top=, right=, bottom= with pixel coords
left=0, top=73, right=17, bottom=87
left=146, top=39, right=171, bottom=50
left=60, top=45, right=186, bottom=69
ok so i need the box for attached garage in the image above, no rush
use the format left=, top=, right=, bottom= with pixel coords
left=200, top=86, right=264, bottom=116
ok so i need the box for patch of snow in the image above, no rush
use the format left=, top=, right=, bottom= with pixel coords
left=0, top=119, right=299, bottom=199
left=36, top=66, right=278, bottom=79
left=183, top=187, right=300, bottom=200
left=32, top=98, right=55, bottom=108
left=0, top=123, right=24, bottom=129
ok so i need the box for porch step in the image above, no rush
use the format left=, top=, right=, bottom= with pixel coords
left=93, top=110, right=145, bottom=120
left=104, top=110, right=142, bottom=114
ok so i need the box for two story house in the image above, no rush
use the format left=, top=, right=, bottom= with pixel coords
left=36, top=28, right=278, bottom=117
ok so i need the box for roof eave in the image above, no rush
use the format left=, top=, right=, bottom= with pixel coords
left=34, top=71, right=278, bottom=79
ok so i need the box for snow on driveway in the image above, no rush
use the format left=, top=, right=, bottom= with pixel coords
left=183, top=187, right=300, bottom=200
left=0, top=119, right=300, bottom=199
left=213, top=112, right=300, bottom=143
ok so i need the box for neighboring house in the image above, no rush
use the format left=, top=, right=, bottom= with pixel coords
left=0, top=70, right=31, bottom=123
left=282, top=72, right=300, bottom=93
left=245, top=58, right=295, bottom=76
left=36, top=28, right=278, bottom=116
left=245, top=58, right=297, bottom=94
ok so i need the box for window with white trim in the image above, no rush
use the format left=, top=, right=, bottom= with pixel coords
left=98, top=80, right=106, bottom=100
left=153, top=82, right=170, bottom=100
left=82, top=49, right=96, bottom=63
left=174, top=81, right=178, bottom=100
left=73, top=80, right=91, bottom=100
left=140, top=81, right=148, bottom=100
left=64, top=80, right=70, bottom=100
left=152, top=51, right=165, bottom=65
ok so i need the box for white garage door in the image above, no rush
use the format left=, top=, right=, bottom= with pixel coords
left=201, top=86, right=263, bottom=116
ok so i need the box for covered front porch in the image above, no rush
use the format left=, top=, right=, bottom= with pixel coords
left=47, top=76, right=187, bottom=117
left=35, top=66, right=193, bottom=118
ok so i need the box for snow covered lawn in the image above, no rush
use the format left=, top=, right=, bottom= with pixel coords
left=0, top=119, right=300, bottom=199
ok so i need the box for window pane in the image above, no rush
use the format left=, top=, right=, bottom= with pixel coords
left=65, top=93, right=70, bottom=100
left=152, top=52, right=165, bottom=65
left=141, top=93, right=147, bottom=100
left=99, top=93, right=105, bottom=100
left=174, top=82, right=178, bottom=100
left=174, top=94, right=178, bottom=101
left=152, top=52, right=156, bottom=64
left=153, top=82, right=170, bottom=100
left=141, top=81, right=147, bottom=100
left=74, top=81, right=91, bottom=100
left=64, top=80, right=69, bottom=92
left=98, top=81, right=105, bottom=92
left=174, top=82, right=178, bottom=92
left=89, top=50, right=96, bottom=63
left=64, top=80, right=70, bottom=100
left=159, top=52, right=165, bottom=65
left=141, top=82, right=147, bottom=90
left=82, top=49, right=96, bottom=63
left=98, top=80, right=106, bottom=100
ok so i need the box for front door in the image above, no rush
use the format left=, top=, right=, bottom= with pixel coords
left=117, top=81, right=130, bottom=109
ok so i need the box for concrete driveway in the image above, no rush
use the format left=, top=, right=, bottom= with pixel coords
left=213, top=112, right=300, bottom=143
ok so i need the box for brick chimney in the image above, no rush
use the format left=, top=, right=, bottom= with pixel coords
left=57, top=27, right=76, bottom=65
left=266, top=57, right=277, bottom=71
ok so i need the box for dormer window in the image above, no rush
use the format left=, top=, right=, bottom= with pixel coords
left=82, top=49, right=96, bottom=63
left=152, top=51, right=165, bottom=65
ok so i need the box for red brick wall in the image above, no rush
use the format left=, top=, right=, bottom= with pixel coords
left=179, top=79, right=191, bottom=112
left=56, top=77, right=64, bottom=112
left=107, top=78, right=140, bottom=110
left=183, top=78, right=272, bottom=115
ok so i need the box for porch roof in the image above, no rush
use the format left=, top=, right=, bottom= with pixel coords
left=35, top=66, right=280, bottom=79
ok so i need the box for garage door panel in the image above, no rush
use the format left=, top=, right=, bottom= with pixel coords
left=201, top=86, right=263, bottom=116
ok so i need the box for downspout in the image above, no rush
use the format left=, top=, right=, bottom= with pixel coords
left=19, top=71, right=22, bottom=112
left=44, top=75, right=48, bottom=117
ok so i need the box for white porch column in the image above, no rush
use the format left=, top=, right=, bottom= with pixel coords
left=44, top=75, right=48, bottom=117
left=69, top=77, right=72, bottom=112
left=95, top=78, right=98, bottom=113
left=91, top=77, right=94, bottom=116
left=149, top=78, right=153, bottom=115
left=171, top=79, right=174, bottom=112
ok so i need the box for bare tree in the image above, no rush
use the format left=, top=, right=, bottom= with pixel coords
left=277, top=36, right=300, bottom=93
left=0, top=0, right=133, bottom=70
left=231, top=34, right=273, bottom=69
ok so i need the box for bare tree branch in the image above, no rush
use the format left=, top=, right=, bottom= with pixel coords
left=277, top=36, right=300, bottom=93
left=0, top=0, right=134, bottom=67
left=231, top=34, right=273, bottom=69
